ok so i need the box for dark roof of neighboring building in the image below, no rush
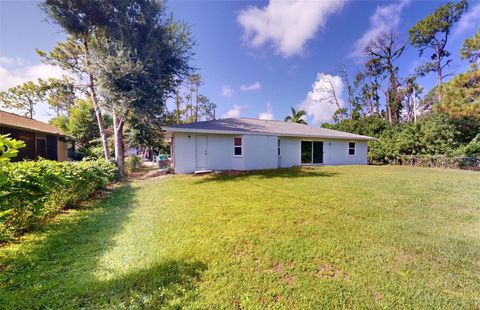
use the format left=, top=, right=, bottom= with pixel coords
left=164, top=118, right=377, bottom=141
left=0, top=110, right=63, bottom=135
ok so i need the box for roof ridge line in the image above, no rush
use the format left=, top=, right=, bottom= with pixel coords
left=236, top=117, right=305, bottom=124
left=0, top=109, right=39, bottom=121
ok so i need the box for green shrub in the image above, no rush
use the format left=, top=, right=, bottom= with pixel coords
left=382, top=154, right=480, bottom=169
left=125, top=155, right=142, bottom=174
left=0, top=134, right=25, bottom=163
left=461, top=134, right=480, bottom=157
left=0, top=159, right=118, bottom=242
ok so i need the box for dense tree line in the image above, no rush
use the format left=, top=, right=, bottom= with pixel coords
left=323, top=0, right=480, bottom=162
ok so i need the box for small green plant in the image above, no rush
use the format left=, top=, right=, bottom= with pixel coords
left=125, top=155, right=142, bottom=174
left=0, top=134, right=25, bottom=163
left=462, top=134, right=480, bottom=157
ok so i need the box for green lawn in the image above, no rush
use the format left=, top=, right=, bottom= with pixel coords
left=1, top=166, right=480, bottom=309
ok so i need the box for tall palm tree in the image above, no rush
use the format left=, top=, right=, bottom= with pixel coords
left=284, top=107, right=307, bottom=124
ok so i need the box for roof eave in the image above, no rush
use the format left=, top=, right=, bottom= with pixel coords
left=163, top=127, right=378, bottom=141
left=1, top=123, right=64, bottom=136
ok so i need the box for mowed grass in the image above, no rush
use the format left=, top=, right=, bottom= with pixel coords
left=1, top=166, right=480, bottom=309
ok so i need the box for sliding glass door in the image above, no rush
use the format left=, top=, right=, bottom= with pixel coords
left=301, top=141, right=312, bottom=164
left=301, top=141, right=323, bottom=164
left=313, top=142, right=323, bottom=164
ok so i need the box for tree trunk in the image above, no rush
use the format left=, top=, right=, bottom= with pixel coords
left=189, top=84, right=194, bottom=121
left=413, top=88, right=417, bottom=124
left=175, top=90, right=180, bottom=124
left=386, top=93, right=392, bottom=124
left=113, top=110, right=125, bottom=178
left=387, top=105, right=392, bottom=124
left=342, top=69, right=353, bottom=119
left=328, top=78, right=343, bottom=120
left=387, top=62, right=399, bottom=123
left=88, top=77, right=110, bottom=160
left=373, top=83, right=380, bottom=116
left=82, top=35, right=110, bottom=160
left=436, top=48, right=443, bottom=102
left=28, top=100, right=34, bottom=119
left=370, top=89, right=375, bottom=116
left=195, top=85, right=198, bottom=122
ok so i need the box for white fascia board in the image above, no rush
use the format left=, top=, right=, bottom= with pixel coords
left=163, top=127, right=378, bottom=141
left=284, top=135, right=378, bottom=142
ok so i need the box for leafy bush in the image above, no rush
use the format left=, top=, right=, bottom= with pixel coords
left=0, top=134, right=26, bottom=200
left=378, top=155, right=480, bottom=170
left=460, top=133, right=480, bottom=157
left=0, top=134, right=25, bottom=163
left=323, top=115, right=388, bottom=138
left=125, top=155, right=142, bottom=174
left=0, top=159, right=118, bottom=242
left=366, top=113, right=480, bottom=163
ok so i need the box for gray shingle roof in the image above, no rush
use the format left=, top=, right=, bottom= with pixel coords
left=164, top=118, right=377, bottom=141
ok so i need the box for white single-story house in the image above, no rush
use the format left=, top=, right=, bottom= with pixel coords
left=164, top=118, right=377, bottom=174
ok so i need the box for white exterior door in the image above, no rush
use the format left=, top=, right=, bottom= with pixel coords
left=195, top=135, right=207, bottom=170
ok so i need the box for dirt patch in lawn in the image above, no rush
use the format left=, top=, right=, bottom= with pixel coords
left=266, top=262, right=295, bottom=274
left=373, top=291, right=383, bottom=301
left=283, top=274, right=296, bottom=285
left=128, top=169, right=170, bottom=180
left=316, top=263, right=349, bottom=280
left=265, top=262, right=297, bottom=285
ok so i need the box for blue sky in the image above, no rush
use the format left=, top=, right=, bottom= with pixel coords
left=0, top=0, right=479, bottom=124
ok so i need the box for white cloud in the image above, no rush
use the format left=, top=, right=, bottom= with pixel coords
left=454, top=1, right=480, bottom=36
left=237, top=0, right=345, bottom=57
left=0, top=56, right=25, bottom=67
left=299, top=73, right=344, bottom=125
left=221, top=85, right=235, bottom=97
left=222, top=104, right=246, bottom=118
left=0, top=60, right=67, bottom=122
left=0, top=63, right=65, bottom=90
left=240, top=81, right=261, bottom=92
left=408, top=59, right=423, bottom=75
left=258, top=103, right=274, bottom=120
left=350, top=0, right=411, bottom=59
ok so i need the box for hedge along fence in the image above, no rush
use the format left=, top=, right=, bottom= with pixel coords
left=0, top=159, right=118, bottom=242
left=370, top=155, right=480, bottom=170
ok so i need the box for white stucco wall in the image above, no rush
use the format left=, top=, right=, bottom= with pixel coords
left=323, top=140, right=368, bottom=165
left=277, top=138, right=367, bottom=167
left=173, top=133, right=278, bottom=173
left=206, top=134, right=245, bottom=171
left=172, top=133, right=196, bottom=173
left=243, top=135, right=278, bottom=170
left=278, top=138, right=300, bottom=168
left=172, top=132, right=369, bottom=173
left=173, top=133, right=247, bottom=173
left=173, top=133, right=250, bottom=173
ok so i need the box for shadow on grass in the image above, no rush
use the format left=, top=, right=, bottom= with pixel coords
left=194, top=166, right=337, bottom=184
left=0, top=182, right=206, bottom=309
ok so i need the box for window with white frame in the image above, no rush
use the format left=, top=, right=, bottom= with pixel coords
left=233, top=137, right=242, bottom=156
left=277, top=139, right=281, bottom=157
left=348, top=142, right=356, bottom=156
